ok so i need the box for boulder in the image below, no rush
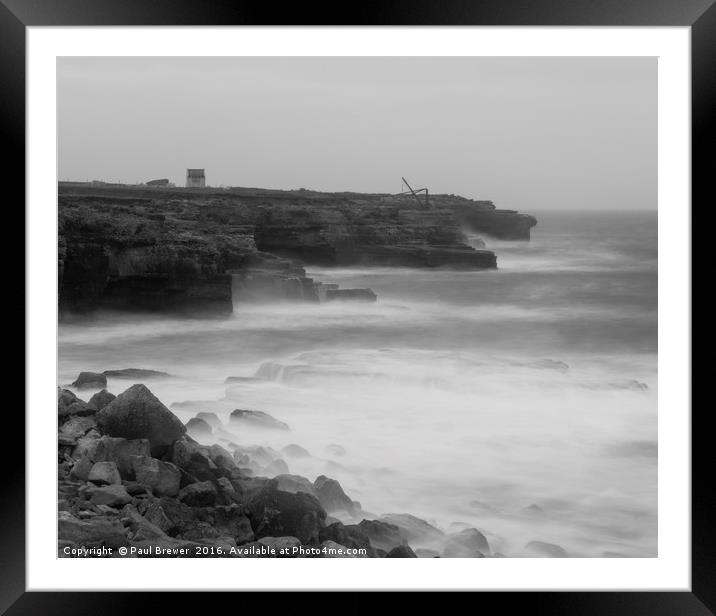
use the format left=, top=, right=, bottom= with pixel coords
left=357, top=519, right=405, bottom=552
left=379, top=513, right=444, bottom=547
left=170, top=437, right=211, bottom=468
left=266, top=459, right=290, bottom=476
left=174, top=504, right=253, bottom=546
left=386, top=545, right=418, bottom=558
left=89, top=436, right=152, bottom=479
left=232, top=476, right=274, bottom=502
left=58, top=433, right=78, bottom=448
left=59, top=415, right=98, bottom=440
left=88, top=389, right=116, bottom=410
left=524, top=541, right=568, bottom=558
left=131, top=455, right=181, bottom=496
left=88, top=461, right=122, bottom=485
left=97, top=384, right=186, bottom=457
left=136, top=498, right=173, bottom=533
left=275, top=474, right=317, bottom=497
left=58, top=512, right=128, bottom=548
left=70, top=456, right=94, bottom=481
left=324, top=443, right=346, bottom=457
left=195, top=412, right=222, bottom=429
left=58, top=388, right=79, bottom=411
left=246, top=481, right=326, bottom=544
left=156, top=497, right=198, bottom=535
left=313, top=475, right=357, bottom=515
left=71, top=430, right=102, bottom=458
left=178, top=480, right=218, bottom=507
left=122, top=481, right=151, bottom=497
left=72, top=371, right=107, bottom=390
left=58, top=389, right=96, bottom=419
left=122, top=503, right=168, bottom=541
left=229, top=409, right=289, bottom=431
left=89, top=484, right=133, bottom=507
left=216, top=477, right=240, bottom=504
left=186, top=417, right=213, bottom=439
left=204, top=505, right=254, bottom=545
left=169, top=438, right=219, bottom=482
left=177, top=521, right=223, bottom=542
left=281, top=444, right=311, bottom=458
left=207, top=444, right=237, bottom=470
left=103, top=368, right=171, bottom=380
left=319, top=522, right=375, bottom=556
left=233, top=444, right=282, bottom=467
left=442, top=528, right=490, bottom=557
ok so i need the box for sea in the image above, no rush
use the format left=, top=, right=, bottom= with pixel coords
left=58, top=209, right=658, bottom=557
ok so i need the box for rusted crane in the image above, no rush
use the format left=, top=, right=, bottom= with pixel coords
left=398, top=177, right=430, bottom=208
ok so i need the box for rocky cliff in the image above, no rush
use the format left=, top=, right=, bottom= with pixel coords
left=58, top=184, right=536, bottom=315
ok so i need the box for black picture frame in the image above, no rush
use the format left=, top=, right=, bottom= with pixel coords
left=6, top=0, right=707, bottom=612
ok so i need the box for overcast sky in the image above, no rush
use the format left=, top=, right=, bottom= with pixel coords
left=57, top=56, right=656, bottom=210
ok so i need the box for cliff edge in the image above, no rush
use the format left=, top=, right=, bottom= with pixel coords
left=58, top=184, right=536, bottom=315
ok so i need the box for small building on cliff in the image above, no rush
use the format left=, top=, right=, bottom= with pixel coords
left=186, top=169, right=206, bottom=188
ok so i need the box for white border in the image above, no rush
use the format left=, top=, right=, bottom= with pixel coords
left=27, top=26, right=690, bottom=591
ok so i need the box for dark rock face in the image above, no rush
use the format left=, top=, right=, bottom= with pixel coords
left=58, top=389, right=97, bottom=419
left=72, top=372, right=107, bottom=390
left=245, top=482, right=326, bottom=544
left=97, top=384, right=186, bottom=457
left=58, top=185, right=535, bottom=315
left=357, top=519, right=405, bottom=552
left=88, top=389, right=116, bottom=410
left=229, top=409, right=289, bottom=431
left=60, top=415, right=97, bottom=440
left=58, top=195, right=245, bottom=315
left=58, top=513, right=128, bottom=548
left=275, top=474, right=317, bottom=496
left=386, top=545, right=418, bottom=558
left=185, top=417, right=213, bottom=439
left=313, top=475, right=358, bottom=515
left=88, top=484, right=133, bottom=508
left=88, top=461, right=122, bottom=485
left=178, top=481, right=218, bottom=507
left=57, top=375, right=491, bottom=559
left=131, top=455, right=182, bottom=497
left=319, top=522, right=377, bottom=557
left=379, top=513, right=444, bottom=546
left=84, top=436, right=152, bottom=478
left=451, top=205, right=537, bottom=240
left=442, top=528, right=490, bottom=557
left=195, top=412, right=222, bottom=429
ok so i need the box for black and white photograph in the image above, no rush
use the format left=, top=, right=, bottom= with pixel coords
left=55, top=55, right=659, bottom=561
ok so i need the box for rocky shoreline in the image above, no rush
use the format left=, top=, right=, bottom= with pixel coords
left=58, top=184, right=535, bottom=316
left=58, top=376, right=508, bottom=559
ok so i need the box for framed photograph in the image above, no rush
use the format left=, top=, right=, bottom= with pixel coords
left=8, top=0, right=708, bottom=611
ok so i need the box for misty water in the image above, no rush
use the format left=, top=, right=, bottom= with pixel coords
left=58, top=210, right=657, bottom=557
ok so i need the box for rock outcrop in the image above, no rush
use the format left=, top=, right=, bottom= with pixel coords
left=58, top=184, right=536, bottom=315
left=58, top=384, right=498, bottom=558
left=96, top=384, right=186, bottom=457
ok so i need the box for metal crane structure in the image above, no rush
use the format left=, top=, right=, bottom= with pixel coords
left=397, top=177, right=430, bottom=208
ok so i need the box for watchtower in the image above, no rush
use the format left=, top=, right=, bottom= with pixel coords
left=186, top=169, right=206, bottom=188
